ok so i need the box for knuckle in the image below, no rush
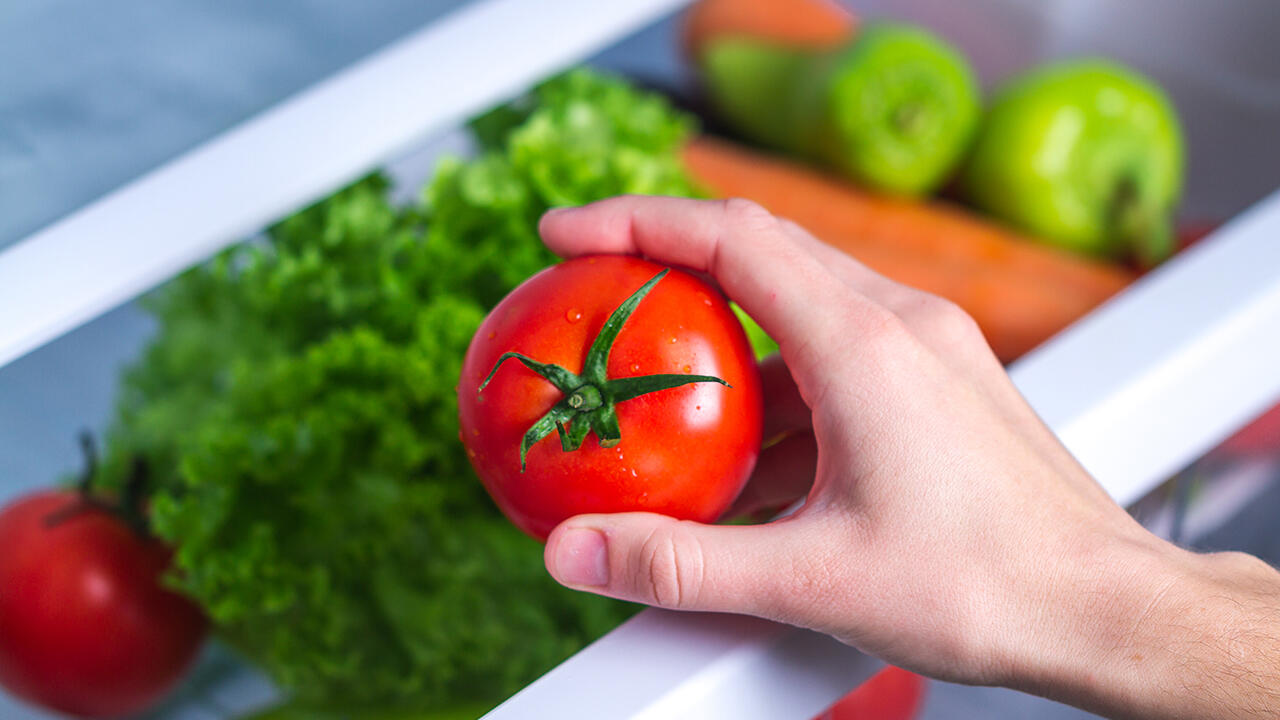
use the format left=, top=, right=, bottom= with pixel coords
left=902, top=294, right=983, bottom=349
left=861, top=305, right=914, bottom=352
left=637, top=522, right=705, bottom=609
left=929, top=298, right=983, bottom=344
left=720, top=197, right=777, bottom=232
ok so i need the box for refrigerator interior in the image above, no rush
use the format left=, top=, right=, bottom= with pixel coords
left=1, top=1, right=1278, bottom=718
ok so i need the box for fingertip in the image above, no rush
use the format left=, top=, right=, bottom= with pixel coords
left=545, top=517, right=611, bottom=589
left=537, top=205, right=579, bottom=256
left=539, top=205, right=573, bottom=224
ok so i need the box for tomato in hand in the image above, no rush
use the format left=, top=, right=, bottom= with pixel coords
left=0, top=489, right=207, bottom=718
left=458, top=255, right=763, bottom=540
left=813, top=666, right=926, bottom=720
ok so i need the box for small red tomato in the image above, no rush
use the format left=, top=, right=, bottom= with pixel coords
left=813, top=666, right=927, bottom=720
left=0, top=490, right=208, bottom=718
left=458, top=255, right=763, bottom=540
left=1218, top=401, right=1280, bottom=457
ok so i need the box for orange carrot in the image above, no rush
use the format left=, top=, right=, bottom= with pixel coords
left=682, top=0, right=855, bottom=61
left=682, top=136, right=1136, bottom=361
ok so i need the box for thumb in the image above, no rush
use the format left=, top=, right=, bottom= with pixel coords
left=544, top=512, right=810, bottom=615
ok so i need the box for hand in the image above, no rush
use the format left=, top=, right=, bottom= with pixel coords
left=537, top=196, right=1280, bottom=719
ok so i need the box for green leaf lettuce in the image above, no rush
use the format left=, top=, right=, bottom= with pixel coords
left=95, top=69, right=699, bottom=709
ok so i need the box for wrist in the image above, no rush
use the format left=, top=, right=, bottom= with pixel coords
left=1037, top=532, right=1191, bottom=717
left=1009, top=529, right=1280, bottom=719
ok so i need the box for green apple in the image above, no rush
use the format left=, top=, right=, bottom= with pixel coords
left=960, top=60, right=1184, bottom=265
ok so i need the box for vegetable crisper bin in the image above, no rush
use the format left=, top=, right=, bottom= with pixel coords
left=1, top=1, right=1278, bottom=719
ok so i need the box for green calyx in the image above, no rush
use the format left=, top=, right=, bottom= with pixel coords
left=479, top=268, right=729, bottom=471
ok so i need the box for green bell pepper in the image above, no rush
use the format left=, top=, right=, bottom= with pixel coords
left=702, top=22, right=981, bottom=196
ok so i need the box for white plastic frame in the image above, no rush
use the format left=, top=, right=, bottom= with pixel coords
left=0, top=0, right=687, bottom=370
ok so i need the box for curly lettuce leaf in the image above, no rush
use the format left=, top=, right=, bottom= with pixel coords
left=95, top=69, right=698, bottom=709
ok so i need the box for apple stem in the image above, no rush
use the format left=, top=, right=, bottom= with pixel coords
left=1110, top=175, right=1172, bottom=267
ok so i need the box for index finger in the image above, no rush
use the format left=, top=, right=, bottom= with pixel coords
left=539, top=196, right=891, bottom=388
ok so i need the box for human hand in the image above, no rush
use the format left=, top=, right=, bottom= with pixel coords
left=537, top=196, right=1280, bottom=719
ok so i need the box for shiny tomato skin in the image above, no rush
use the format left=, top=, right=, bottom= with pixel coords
left=0, top=490, right=208, bottom=718
left=459, top=255, right=763, bottom=540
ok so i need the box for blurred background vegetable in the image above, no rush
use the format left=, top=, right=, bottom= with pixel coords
left=701, top=22, right=980, bottom=195
left=960, top=60, right=1184, bottom=266
left=682, top=0, right=854, bottom=61
left=1219, top=402, right=1280, bottom=458
left=0, top=453, right=207, bottom=719
left=683, top=136, right=1134, bottom=361
left=811, top=665, right=925, bottom=720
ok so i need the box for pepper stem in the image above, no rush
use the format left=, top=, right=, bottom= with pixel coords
left=478, top=268, right=731, bottom=471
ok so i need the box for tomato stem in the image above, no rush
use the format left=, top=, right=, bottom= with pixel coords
left=567, top=386, right=603, bottom=410
left=479, top=268, right=730, bottom=471
left=43, top=432, right=153, bottom=538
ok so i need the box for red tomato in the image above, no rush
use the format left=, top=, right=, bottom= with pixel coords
left=458, top=255, right=763, bottom=540
left=813, top=666, right=927, bottom=720
left=1219, top=401, right=1280, bottom=457
left=0, top=490, right=208, bottom=718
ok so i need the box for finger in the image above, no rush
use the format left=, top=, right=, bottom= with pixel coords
left=725, top=431, right=817, bottom=519
left=774, top=219, right=993, bottom=364
left=774, top=218, right=910, bottom=307
left=539, top=196, right=894, bottom=390
left=761, top=353, right=811, bottom=439
left=544, top=512, right=816, bottom=617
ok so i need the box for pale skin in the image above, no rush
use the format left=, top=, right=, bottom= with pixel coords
left=537, top=196, right=1280, bottom=720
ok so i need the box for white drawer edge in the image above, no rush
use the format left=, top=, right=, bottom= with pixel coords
left=0, top=0, right=687, bottom=370
left=484, top=610, right=880, bottom=720
left=1011, top=189, right=1280, bottom=507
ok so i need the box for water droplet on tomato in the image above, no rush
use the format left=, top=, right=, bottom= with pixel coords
left=630, top=468, right=638, bottom=478
left=630, top=363, right=641, bottom=373
left=487, top=331, right=496, bottom=339
left=695, top=405, right=702, bottom=411
left=565, top=307, right=583, bottom=323
left=682, top=365, right=692, bottom=374
left=698, top=293, right=712, bottom=307
left=471, top=429, right=480, bottom=437
left=669, top=336, right=677, bottom=344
